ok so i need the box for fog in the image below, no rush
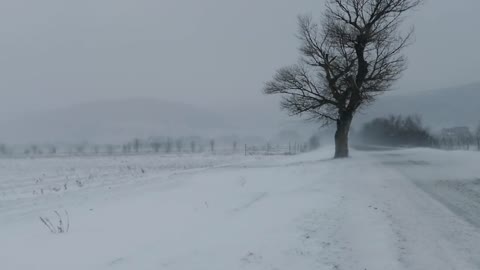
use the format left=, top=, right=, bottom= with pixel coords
left=1, top=0, right=479, bottom=142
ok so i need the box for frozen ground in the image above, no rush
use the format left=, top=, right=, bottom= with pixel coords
left=1, top=147, right=480, bottom=269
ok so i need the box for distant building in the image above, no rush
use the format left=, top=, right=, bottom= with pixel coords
left=441, top=127, right=472, bottom=139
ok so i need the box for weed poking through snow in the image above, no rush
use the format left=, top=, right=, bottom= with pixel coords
left=39, top=210, right=70, bottom=234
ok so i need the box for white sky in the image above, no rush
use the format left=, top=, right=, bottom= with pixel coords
left=0, top=0, right=479, bottom=116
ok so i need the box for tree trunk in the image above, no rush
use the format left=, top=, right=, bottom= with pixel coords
left=334, top=112, right=353, bottom=159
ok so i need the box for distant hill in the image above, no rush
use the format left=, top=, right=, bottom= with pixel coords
left=0, top=98, right=317, bottom=144
left=358, top=82, right=480, bottom=131
left=8, top=80, right=473, bottom=144
left=0, top=99, right=232, bottom=144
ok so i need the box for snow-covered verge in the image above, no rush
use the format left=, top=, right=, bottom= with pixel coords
left=0, top=153, right=282, bottom=221
left=1, top=148, right=480, bottom=269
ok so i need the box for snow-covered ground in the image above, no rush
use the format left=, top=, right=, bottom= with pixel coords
left=1, top=147, right=480, bottom=270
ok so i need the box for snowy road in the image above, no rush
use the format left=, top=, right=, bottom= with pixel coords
left=1, top=148, right=480, bottom=269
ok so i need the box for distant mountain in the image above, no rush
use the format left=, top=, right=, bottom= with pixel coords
left=358, top=82, right=480, bottom=131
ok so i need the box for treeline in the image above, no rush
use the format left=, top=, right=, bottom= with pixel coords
left=357, top=114, right=480, bottom=151
left=358, top=115, right=436, bottom=147
left=0, top=137, right=229, bottom=157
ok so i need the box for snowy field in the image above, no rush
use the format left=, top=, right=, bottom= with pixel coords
left=1, top=147, right=480, bottom=270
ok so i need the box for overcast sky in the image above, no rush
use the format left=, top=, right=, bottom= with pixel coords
left=1, top=0, right=479, bottom=117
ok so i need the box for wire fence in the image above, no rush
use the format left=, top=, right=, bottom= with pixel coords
left=0, top=141, right=312, bottom=159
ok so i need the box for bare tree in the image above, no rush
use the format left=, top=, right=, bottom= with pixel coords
left=209, top=139, right=215, bottom=153
left=233, top=141, right=238, bottom=152
left=122, top=144, right=131, bottom=154
left=151, top=141, right=162, bottom=153
left=75, top=143, right=87, bottom=155
left=175, top=138, right=183, bottom=153
left=165, top=138, right=173, bottom=153
left=266, top=142, right=272, bottom=153
left=190, top=141, right=196, bottom=153
left=476, top=124, right=480, bottom=151
left=49, top=145, right=57, bottom=155
left=133, top=138, right=141, bottom=153
left=309, top=134, right=321, bottom=150
left=31, top=144, right=39, bottom=155
left=459, top=128, right=473, bottom=150
left=106, top=144, right=115, bottom=155
left=0, top=144, right=7, bottom=155
left=264, top=0, right=422, bottom=158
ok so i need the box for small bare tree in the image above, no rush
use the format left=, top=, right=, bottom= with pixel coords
left=31, top=144, right=39, bottom=155
left=459, top=128, right=473, bottom=150
left=122, top=144, right=130, bottom=154
left=190, top=141, right=196, bottom=153
left=49, top=145, right=57, bottom=155
left=165, top=138, right=173, bottom=153
left=151, top=141, right=162, bottom=153
left=233, top=141, right=238, bottom=152
left=133, top=138, right=141, bottom=153
left=264, top=0, right=422, bottom=158
left=75, top=143, right=86, bottom=155
left=476, top=123, right=480, bottom=151
left=175, top=138, right=183, bottom=153
left=210, top=139, right=215, bottom=153
left=0, top=144, right=7, bottom=155
left=106, top=144, right=115, bottom=155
